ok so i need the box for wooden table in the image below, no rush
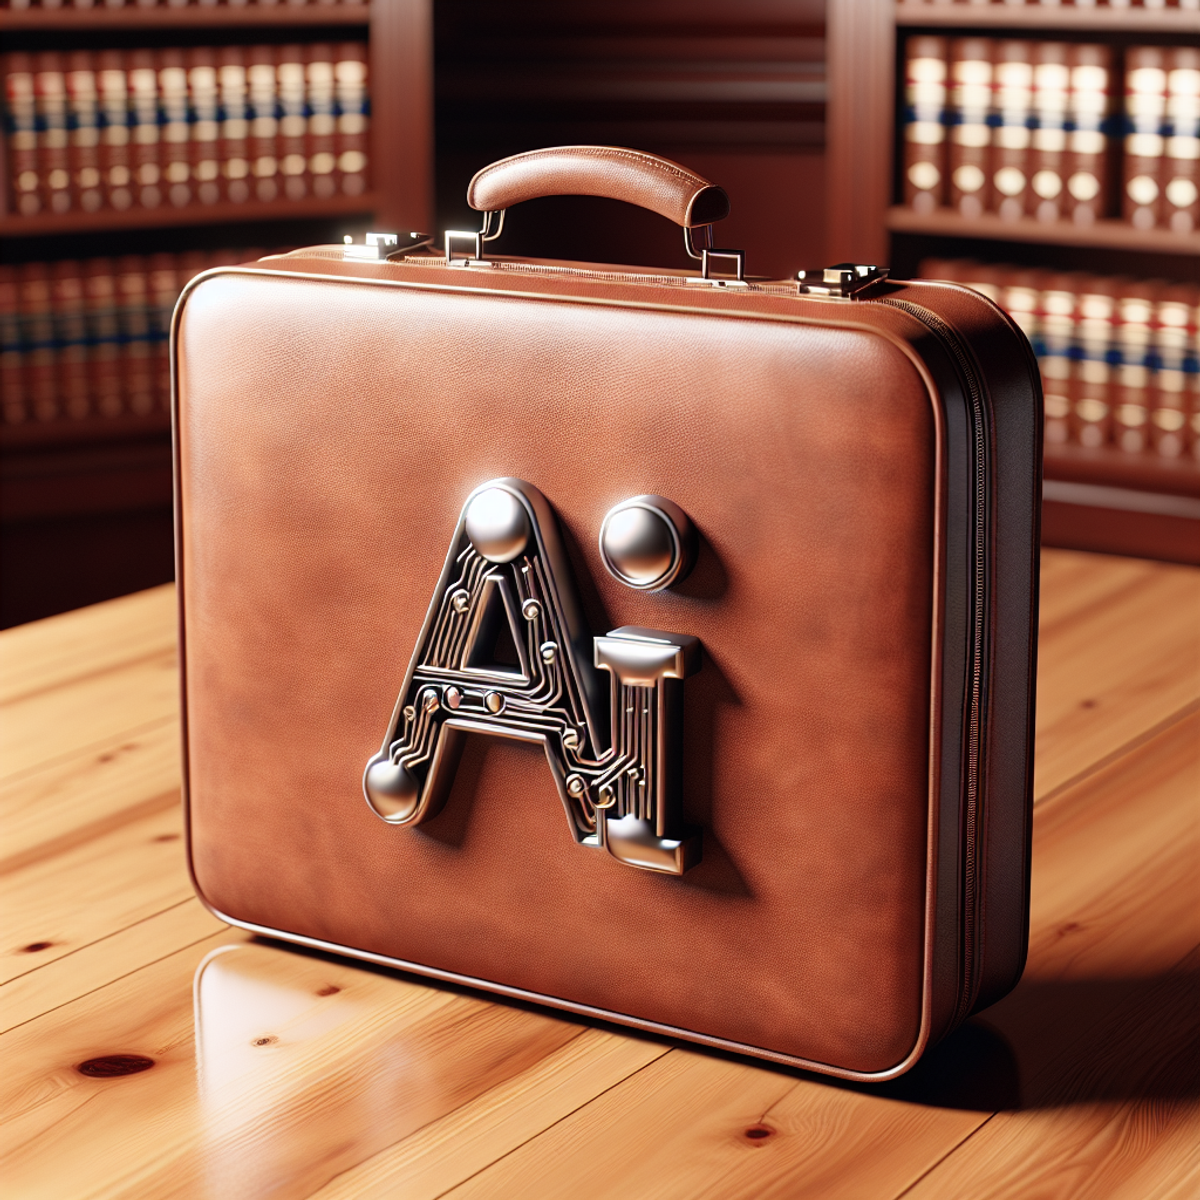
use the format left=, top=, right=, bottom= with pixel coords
left=2, top=548, right=1197, bottom=1199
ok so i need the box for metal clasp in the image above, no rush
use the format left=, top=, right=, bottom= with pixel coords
left=445, top=210, right=506, bottom=267
left=796, top=263, right=888, bottom=299
left=343, top=231, right=433, bottom=261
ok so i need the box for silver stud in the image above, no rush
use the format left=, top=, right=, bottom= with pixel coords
left=444, top=685, right=462, bottom=709
left=565, top=773, right=586, bottom=797
left=562, top=728, right=580, bottom=750
left=598, top=495, right=696, bottom=591
left=521, top=598, right=541, bottom=621
left=484, top=690, right=505, bottom=714
left=421, top=688, right=440, bottom=714
left=402, top=705, right=415, bottom=723
left=451, top=588, right=470, bottom=613
left=464, top=487, right=530, bottom=563
left=540, top=641, right=558, bottom=663
left=596, top=784, right=617, bottom=809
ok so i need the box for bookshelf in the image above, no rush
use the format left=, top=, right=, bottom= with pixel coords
left=0, top=0, right=433, bottom=626
left=827, top=0, right=1200, bottom=566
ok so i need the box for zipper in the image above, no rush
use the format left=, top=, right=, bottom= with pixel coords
left=880, top=296, right=990, bottom=1028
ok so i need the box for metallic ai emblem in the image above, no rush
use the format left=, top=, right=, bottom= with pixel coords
left=364, top=478, right=701, bottom=875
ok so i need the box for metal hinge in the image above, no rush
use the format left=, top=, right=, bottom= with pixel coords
left=796, top=263, right=888, bottom=299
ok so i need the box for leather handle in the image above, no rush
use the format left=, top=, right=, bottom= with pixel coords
left=466, top=146, right=731, bottom=229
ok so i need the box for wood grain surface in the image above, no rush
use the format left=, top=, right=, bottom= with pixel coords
left=0, top=548, right=1196, bottom=1199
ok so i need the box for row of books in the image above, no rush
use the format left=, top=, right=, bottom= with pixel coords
left=903, top=38, right=1200, bottom=232
left=898, top=0, right=1199, bottom=8
left=4, top=0, right=368, bottom=9
left=3, top=44, right=369, bottom=219
left=921, top=259, right=1199, bottom=461
left=1, top=249, right=268, bottom=438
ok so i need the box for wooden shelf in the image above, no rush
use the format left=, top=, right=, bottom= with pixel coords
left=887, top=206, right=1200, bottom=255
left=0, top=192, right=377, bottom=238
left=894, top=3, right=1200, bottom=33
left=0, top=4, right=369, bottom=31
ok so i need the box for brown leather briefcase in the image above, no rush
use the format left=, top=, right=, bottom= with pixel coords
left=175, top=146, right=1041, bottom=1081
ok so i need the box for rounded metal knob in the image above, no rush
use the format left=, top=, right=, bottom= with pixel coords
left=598, top=495, right=696, bottom=591
left=464, top=487, right=530, bottom=563
left=364, top=756, right=421, bottom=823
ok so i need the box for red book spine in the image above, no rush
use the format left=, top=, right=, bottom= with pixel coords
left=128, top=48, right=163, bottom=211
left=903, top=36, right=948, bottom=213
left=18, top=262, right=57, bottom=424
left=1064, top=45, right=1112, bottom=227
left=6, top=54, right=40, bottom=217
left=187, top=48, right=220, bottom=207
left=51, top=259, right=90, bottom=421
left=247, top=45, right=280, bottom=203
left=218, top=45, right=251, bottom=205
left=1150, top=286, right=1197, bottom=459
left=1124, top=47, right=1168, bottom=230
left=98, top=50, right=133, bottom=213
left=35, top=52, right=71, bottom=215
left=1030, top=42, right=1069, bottom=222
left=1164, top=48, right=1200, bottom=235
left=0, top=266, right=25, bottom=426
left=116, top=255, right=154, bottom=415
left=306, top=44, right=338, bottom=200
left=948, top=38, right=993, bottom=218
left=276, top=46, right=310, bottom=201
left=147, top=252, right=178, bottom=413
left=66, top=52, right=103, bottom=215
left=335, top=41, right=369, bottom=198
left=992, top=40, right=1034, bottom=222
left=158, top=49, right=191, bottom=210
left=84, top=258, right=124, bottom=418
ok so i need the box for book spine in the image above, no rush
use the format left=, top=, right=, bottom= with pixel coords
left=6, top=54, right=40, bottom=217
left=1164, top=48, right=1200, bottom=234
left=66, top=52, right=102, bottom=215
left=158, top=49, right=191, bottom=209
left=1124, top=46, right=1168, bottom=229
left=247, top=45, right=280, bottom=203
left=992, top=40, right=1034, bottom=222
left=147, top=253, right=178, bottom=412
left=1030, top=42, right=1069, bottom=222
left=116, top=255, right=155, bottom=414
left=903, top=36, right=948, bottom=214
left=18, top=262, right=57, bottom=424
left=0, top=266, right=25, bottom=426
left=51, top=259, right=90, bottom=421
left=97, top=50, right=133, bottom=212
left=35, top=52, right=71, bottom=215
left=218, top=46, right=251, bottom=204
left=187, top=48, right=220, bottom=206
left=948, top=38, right=993, bottom=218
left=128, top=48, right=162, bottom=210
left=335, top=41, right=369, bottom=197
left=84, top=257, right=124, bottom=418
left=276, top=45, right=310, bottom=201
left=1068, top=275, right=1115, bottom=449
left=1150, top=287, right=1197, bottom=459
left=306, top=45, right=338, bottom=200
left=1064, top=45, right=1112, bottom=227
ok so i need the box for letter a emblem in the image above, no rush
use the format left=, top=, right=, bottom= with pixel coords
left=364, top=478, right=701, bottom=874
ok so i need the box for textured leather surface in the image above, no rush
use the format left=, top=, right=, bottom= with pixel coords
left=175, top=256, right=1036, bottom=1077
left=466, top=146, right=731, bottom=228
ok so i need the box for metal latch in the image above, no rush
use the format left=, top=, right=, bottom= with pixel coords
left=796, top=263, right=888, bottom=299
left=343, top=232, right=433, bottom=261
